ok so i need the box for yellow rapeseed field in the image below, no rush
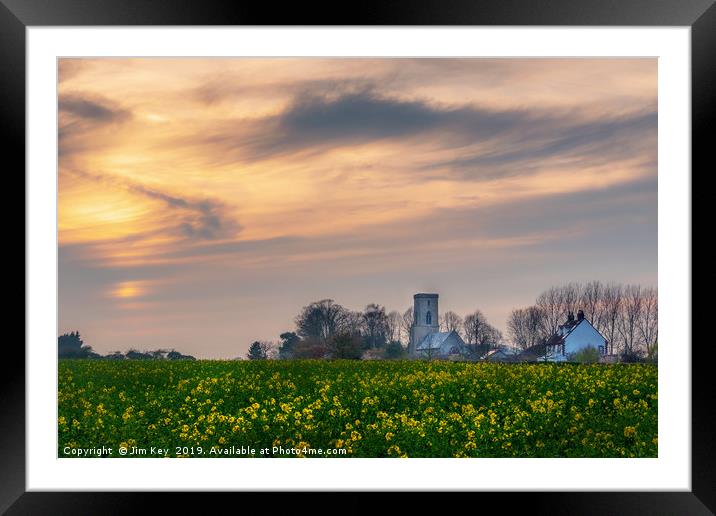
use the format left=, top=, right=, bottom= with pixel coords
left=58, top=360, right=657, bottom=458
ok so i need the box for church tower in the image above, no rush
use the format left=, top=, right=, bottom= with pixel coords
left=409, top=293, right=439, bottom=356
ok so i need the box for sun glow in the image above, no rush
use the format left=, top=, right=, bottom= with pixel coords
left=109, top=281, right=146, bottom=299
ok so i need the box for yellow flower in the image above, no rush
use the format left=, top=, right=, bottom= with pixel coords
left=624, top=426, right=637, bottom=438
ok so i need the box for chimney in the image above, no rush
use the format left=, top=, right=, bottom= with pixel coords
left=577, top=309, right=585, bottom=321
left=566, top=311, right=574, bottom=322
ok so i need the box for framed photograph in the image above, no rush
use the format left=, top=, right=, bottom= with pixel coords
left=7, top=0, right=714, bottom=513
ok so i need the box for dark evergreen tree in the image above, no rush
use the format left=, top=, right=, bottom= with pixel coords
left=247, top=341, right=267, bottom=360
left=278, top=332, right=300, bottom=359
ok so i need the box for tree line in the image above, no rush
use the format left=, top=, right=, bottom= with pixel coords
left=507, top=281, right=657, bottom=361
left=248, top=281, right=656, bottom=361
left=246, top=299, right=503, bottom=360
left=57, top=331, right=196, bottom=360
left=58, top=280, right=657, bottom=363
left=246, top=300, right=405, bottom=360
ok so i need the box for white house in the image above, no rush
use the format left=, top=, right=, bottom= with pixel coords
left=544, top=310, right=609, bottom=362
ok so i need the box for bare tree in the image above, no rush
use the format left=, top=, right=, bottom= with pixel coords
left=618, top=284, right=643, bottom=357
left=386, top=310, right=403, bottom=344
left=507, top=306, right=546, bottom=351
left=580, top=280, right=604, bottom=329
left=463, top=310, right=502, bottom=359
left=261, top=341, right=277, bottom=359
left=362, top=304, right=388, bottom=348
left=295, top=299, right=349, bottom=343
left=343, top=310, right=364, bottom=338
left=536, top=286, right=565, bottom=336
left=562, top=282, right=582, bottom=315
left=600, top=283, right=623, bottom=355
left=507, top=309, right=529, bottom=351
left=401, top=307, right=414, bottom=346
left=463, top=310, right=496, bottom=345
left=440, top=311, right=463, bottom=335
left=639, top=287, right=658, bottom=358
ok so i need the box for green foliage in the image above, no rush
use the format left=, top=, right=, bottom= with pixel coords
left=58, top=361, right=657, bottom=458
left=58, top=333, right=194, bottom=360
left=620, top=350, right=646, bottom=363
left=125, top=349, right=153, bottom=360
left=329, top=333, right=363, bottom=360
left=58, top=331, right=97, bottom=358
left=568, top=346, right=601, bottom=364
left=167, top=350, right=196, bottom=361
left=384, top=341, right=406, bottom=359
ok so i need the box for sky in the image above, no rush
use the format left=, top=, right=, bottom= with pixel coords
left=58, top=58, right=657, bottom=358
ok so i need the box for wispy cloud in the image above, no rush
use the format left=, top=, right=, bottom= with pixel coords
left=428, top=111, right=657, bottom=180
left=194, top=86, right=535, bottom=163
left=188, top=84, right=655, bottom=185
left=60, top=94, right=131, bottom=123
left=59, top=94, right=133, bottom=158
left=65, top=169, right=241, bottom=242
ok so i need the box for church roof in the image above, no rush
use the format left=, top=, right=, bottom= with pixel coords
left=414, top=293, right=438, bottom=298
left=416, top=331, right=457, bottom=350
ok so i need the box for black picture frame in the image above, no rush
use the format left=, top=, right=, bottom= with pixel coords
left=4, top=0, right=714, bottom=513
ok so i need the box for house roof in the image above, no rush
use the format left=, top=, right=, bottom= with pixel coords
left=486, top=347, right=518, bottom=357
left=515, top=345, right=547, bottom=362
left=416, top=331, right=458, bottom=350
left=545, top=317, right=608, bottom=347
left=485, top=348, right=519, bottom=362
left=545, top=333, right=566, bottom=347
